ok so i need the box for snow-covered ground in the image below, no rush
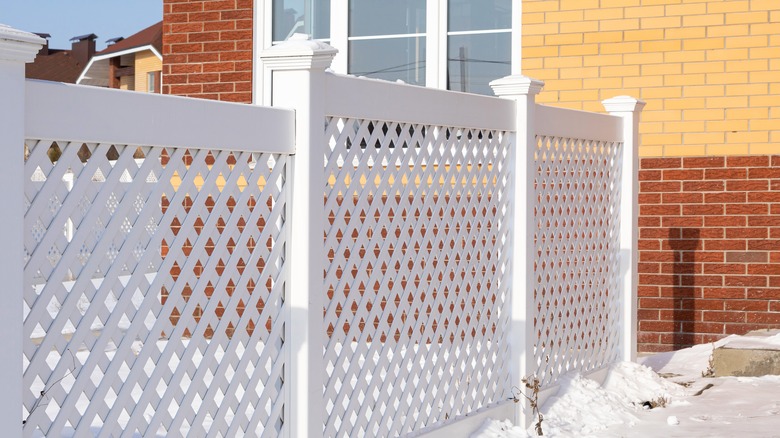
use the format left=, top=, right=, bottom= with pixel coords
left=473, top=333, right=780, bottom=437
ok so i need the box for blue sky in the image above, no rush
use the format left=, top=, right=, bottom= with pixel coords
left=1, top=0, right=162, bottom=51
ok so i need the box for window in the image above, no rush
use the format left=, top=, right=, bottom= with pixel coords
left=348, top=0, right=426, bottom=86
left=272, top=0, right=330, bottom=42
left=447, top=0, right=511, bottom=95
left=147, top=71, right=161, bottom=94
left=448, top=0, right=511, bottom=32
left=265, top=0, right=514, bottom=95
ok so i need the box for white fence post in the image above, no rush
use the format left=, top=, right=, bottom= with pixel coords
left=602, top=96, right=645, bottom=363
left=260, top=35, right=337, bottom=438
left=490, top=75, right=544, bottom=427
left=0, top=25, right=43, bottom=434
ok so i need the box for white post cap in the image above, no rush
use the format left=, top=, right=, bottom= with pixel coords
left=602, top=95, right=646, bottom=114
left=490, top=74, right=545, bottom=98
left=259, top=33, right=338, bottom=71
left=0, top=24, right=45, bottom=62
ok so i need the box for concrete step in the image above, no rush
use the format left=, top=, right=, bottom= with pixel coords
left=712, top=329, right=780, bottom=377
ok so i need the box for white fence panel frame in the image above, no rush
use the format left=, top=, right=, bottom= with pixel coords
left=493, top=77, right=643, bottom=415
left=324, top=74, right=516, bottom=132
left=18, top=66, right=295, bottom=436
left=26, top=80, right=294, bottom=153
left=326, top=76, right=517, bottom=436
left=534, top=104, right=623, bottom=144
left=530, top=102, right=628, bottom=398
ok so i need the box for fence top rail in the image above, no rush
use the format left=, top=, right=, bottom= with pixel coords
left=535, top=103, right=623, bottom=144
left=25, top=79, right=296, bottom=154
left=323, top=72, right=516, bottom=132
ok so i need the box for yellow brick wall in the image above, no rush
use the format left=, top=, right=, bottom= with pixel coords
left=135, top=50, right=163, bottom=93
left=119, top=75, right=134, bottom=91
left=523, top=0, right=780, bottom=157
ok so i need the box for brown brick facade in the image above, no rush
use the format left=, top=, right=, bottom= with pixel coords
left=162, top=0, right=253, bottom=102
left=638, top=155, right=780, bottom=352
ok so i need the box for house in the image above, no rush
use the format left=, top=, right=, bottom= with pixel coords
left=161, top=0, right=520, bottom=103
left=160, top=0, right=780, bottom=353
left=25, top=33, right=97, bottom=83
left=78, top=21, right=163, bottom=93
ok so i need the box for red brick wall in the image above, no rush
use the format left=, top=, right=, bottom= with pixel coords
left=162, top=0, right=253, bottom=102
left=638, top=155, right=780, bottom=352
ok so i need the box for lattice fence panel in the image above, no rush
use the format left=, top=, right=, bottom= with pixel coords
left=23, top=140, right=288, bottom=437
left=323, top=118, right=512, bottom=437
left=532, top=135, right=623, bottom=387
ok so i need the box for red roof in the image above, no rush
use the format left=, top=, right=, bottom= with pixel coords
left=99, top=21, right=162, bottom=56
left=26, top=49, right=85, bottom=83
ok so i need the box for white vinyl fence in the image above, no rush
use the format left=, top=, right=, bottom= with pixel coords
left=22, top=79, right=294, bottom=438
left=0, top=28, right=643, bottom=437
left=319, top=79, right=514, bottom=437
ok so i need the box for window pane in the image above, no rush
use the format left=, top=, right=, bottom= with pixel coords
left=447, top=32, right=510, bottom=95
left=273, top=0, right=330, bottom=41
left=448, top=0, right=511, bottom=32
left=349, top=37, right=426, bottom=86
left=349, top=0, right=426, bottom=37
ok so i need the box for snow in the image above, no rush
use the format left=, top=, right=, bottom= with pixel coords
left=472, top=334, right=780, bottom=438
left=538, top=361, right=685, bottom=437
left=713, top=331, right=780, bottom=350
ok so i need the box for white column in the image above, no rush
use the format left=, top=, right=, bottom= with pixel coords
left=490, top=75, right=544, bottom=427
left=253, top=0, right=274, bottom=105
left=511, top=0, right=522, bottom=74
left=329, top=0, right=348, bottom=74
left=426, top=0, right=445, bottom=89
left=602, top=96, right=645, bottom=363
left=259, top=35, right=337, bottom=438
left=0, top=24, right=44, bottom=435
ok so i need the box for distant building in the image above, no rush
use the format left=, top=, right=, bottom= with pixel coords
left=78, top=21, right=163, bottom=93
left=25, top=33, right=97, bottom=83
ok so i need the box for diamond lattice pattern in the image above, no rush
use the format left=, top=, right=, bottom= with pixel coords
left=23, top=140, right=288, bottom=436
left=532, top=135, right=623, bottom=387
left=323, top=118, right=512, bottom=437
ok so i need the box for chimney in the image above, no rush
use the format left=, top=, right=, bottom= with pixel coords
left=33, top=33, right=51, bottom=56
left=70, top=33, right=97, bottom=66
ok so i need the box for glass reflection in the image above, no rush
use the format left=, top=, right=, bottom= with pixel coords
left=349, top=0, right=426, bottom=37
left=447, top=33, right=510, bottom=95
left=448, top=0, right=511, bottom=32
left=349, top=37, right=426, bottom=86
left=273, top=0, right=331, bottom=41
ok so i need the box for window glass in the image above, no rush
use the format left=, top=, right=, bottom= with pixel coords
left=447, top=32, right=510, bottom=95
left=273, top=0, right=330, bottom=41
left=448, top=0, right=511, bottom=32
left=349, top=0, right=426, bottom=37
left=147, top=71, right=161, bottom=93
left=349, top=37, right=426, bottom=86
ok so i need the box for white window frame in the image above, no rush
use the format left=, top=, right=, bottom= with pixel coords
left=254, top=0, right=521, bottom=103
